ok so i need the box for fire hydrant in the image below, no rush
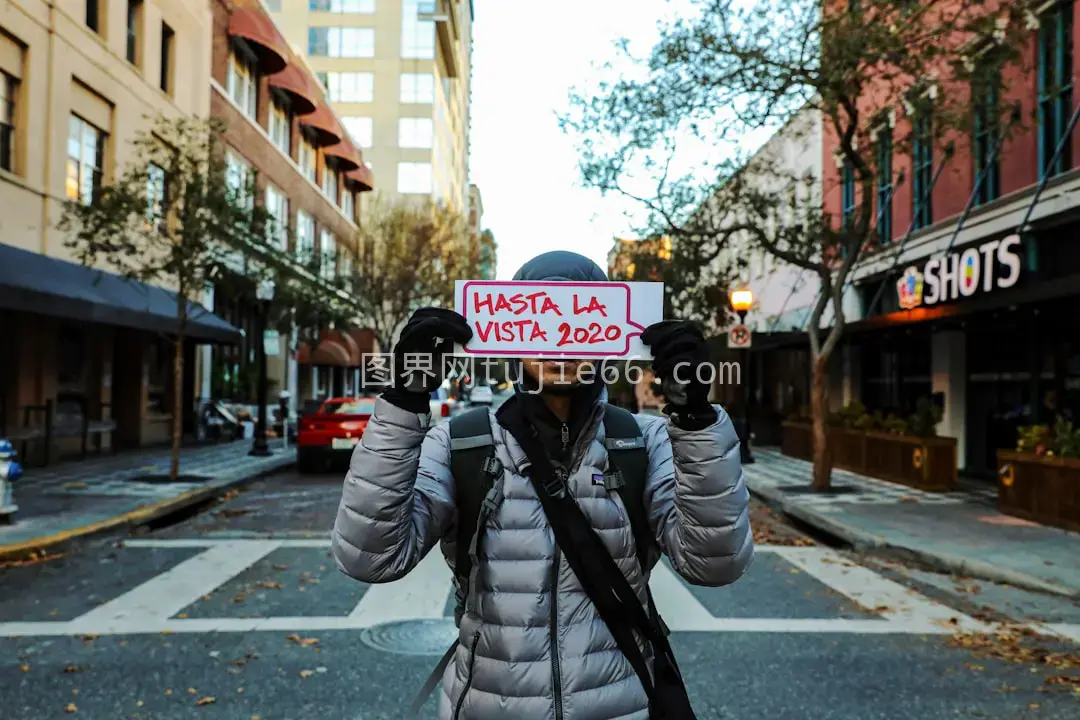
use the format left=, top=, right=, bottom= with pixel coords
left=0, top=438, right=22, bottom=524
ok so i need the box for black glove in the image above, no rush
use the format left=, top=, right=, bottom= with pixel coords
left=641, top=320, right=717, bottom=430
left=382, top=307, right=472, bottom=413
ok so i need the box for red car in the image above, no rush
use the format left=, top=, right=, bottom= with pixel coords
left=297, top=397, right=376, bottom=472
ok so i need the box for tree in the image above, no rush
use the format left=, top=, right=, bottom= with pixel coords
left=477, top=228, right=498, bottom=280
left=350, top=196, right=474, bottom=351
left=563, top=0, right=1037, bottom=489
left=59, top=115, right=276, bottom=481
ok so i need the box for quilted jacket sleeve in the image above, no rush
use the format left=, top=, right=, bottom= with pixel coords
left=332, top=397, right=456, bottom=583
left=640, top=404, right=754, bottom=587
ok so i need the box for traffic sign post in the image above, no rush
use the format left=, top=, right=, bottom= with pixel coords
left=727, top=323, right=752, bottom=349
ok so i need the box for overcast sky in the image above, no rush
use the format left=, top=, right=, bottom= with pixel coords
left=469, top=0, right=689, bottom=279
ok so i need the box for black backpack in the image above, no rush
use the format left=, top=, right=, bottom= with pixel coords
left=410, top=403, right=656, bottom=714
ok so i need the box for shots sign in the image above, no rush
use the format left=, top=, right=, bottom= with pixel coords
left=454, top=280, right=664, bottom=359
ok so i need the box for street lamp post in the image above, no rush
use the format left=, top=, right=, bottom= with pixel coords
left=730, top=288, right=756, bottom=465
left=250, top=279, right=276, bottom=457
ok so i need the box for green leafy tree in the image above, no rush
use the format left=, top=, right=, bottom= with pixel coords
left=563, top=0, right=1038, bottom=489
left=59, top=115, right=274, bottom=480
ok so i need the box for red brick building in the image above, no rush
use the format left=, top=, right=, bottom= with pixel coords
left=208, top=0, right=375, bottom=414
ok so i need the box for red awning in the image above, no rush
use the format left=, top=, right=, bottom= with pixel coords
left=297, top=330, right=363, bottom=367
left=268, top=60, right=318, bottom=116
left=346, top=165, right=375, bottom=192
left=227, top=2, right=288, bottom=75
left=300, top=104, right=343, bottom=147
left=325, top=136, right=362, bottom=172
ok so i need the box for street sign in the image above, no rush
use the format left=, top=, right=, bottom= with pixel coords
left=454, top=280, right=664, bottom=359
left=728, top=323, right=752, bottom=349
left=263, top=330, right=281, bottom=357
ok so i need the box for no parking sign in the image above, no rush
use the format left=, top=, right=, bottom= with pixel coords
left=728, top=323, right=752, bottom=349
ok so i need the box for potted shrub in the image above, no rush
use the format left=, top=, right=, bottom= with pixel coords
left=997, top=418, right=1080, bottom=532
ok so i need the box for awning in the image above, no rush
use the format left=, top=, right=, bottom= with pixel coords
left=300, top=105, right=343, bottom=147
left=268, top=60, right=318, bottom=116
left=228, top=1, right=288, bottom=75
left=0, top=244, right=242, bottom=344
left=325, top=136, right=362, bottom=171
left=346, top=164, right=375, bottom=192
left=297, top=330, right=364, bottom=366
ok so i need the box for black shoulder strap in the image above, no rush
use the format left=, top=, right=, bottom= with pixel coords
left=603, top=403, right=655, bottom=572
left=448, top=406, right=498, bottom=591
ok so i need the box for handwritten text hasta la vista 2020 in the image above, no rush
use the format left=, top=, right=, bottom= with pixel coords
left=470, top=290, right=625, bottom=346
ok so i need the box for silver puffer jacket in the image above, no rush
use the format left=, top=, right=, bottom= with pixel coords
left=333, top=395, right=754, bottom=719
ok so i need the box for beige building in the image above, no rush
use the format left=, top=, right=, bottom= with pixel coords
left=0, top=0, right=224, bottom=457
left=268, top=0, right=472, bottom=212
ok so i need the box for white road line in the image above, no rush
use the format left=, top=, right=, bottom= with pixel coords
left=69, top=540, right=282, bottom=633
left=770, top=546, right=988, bottom=632
left=0, top=616, right=983, bottom=637
left=123, top=538, right=329, bottom=548
left=648, top=562, right=717, bottom=631
left=348, top=549, right=452, bottom=624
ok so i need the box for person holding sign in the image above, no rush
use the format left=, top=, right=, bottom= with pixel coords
left=333, top=251, right=753, bottom=719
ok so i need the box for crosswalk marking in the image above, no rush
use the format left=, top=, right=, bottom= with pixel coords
left=349, top=549, right=453, bottom=623
left=3, top=539, right=1076, bottom=641
left=71, top=540, right=282, bottom=632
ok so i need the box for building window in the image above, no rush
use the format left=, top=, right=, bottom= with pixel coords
left=86, top=1, right=101, bottom=34
left=265, top=183, right=289, bottom=250
left=398, top=161, right=432, bottom=195
left=399, top=117, right=433, bottom=148
left=912, top=109, right=933, bottom=230
left=319, top=229, right=336, bottom=280
left=310, top=0, right=375, bottom=12
left=973, top=74, right=1000, bottom=206
left=268, top=95, right=292, bottom=155
left=402, top=0, right=435, bottom=59
left=225, top=150, right=254, bottom=209
left=66, top=115, right=106, bottom=205
left=296, top=211, right=316, bottom=259
left=160, top=22, right=174, bottom=95
left=147, top=162, right=167, bottom=226
left=299, top=137, right=317, bottom=183
left=342, top=189, right=354, bottom=221
left=227, top=49, right=259, bottom=119
left=342, top=116, right=373, bottom=147
left=876, top=129, right=892, bottom=244
left=401, top=73, right=435, bottom=104
left=308, top=27, right=375, bottom=58
left=338, top=243, right=353, bottom=286
left=322, top=165, right=339, bottom=203
left=1038, top=1, right=1073, bottom=179
left=126, top=1, right=142, bottom=65
left=840, top=161, right=855, bottom=232
left=0, top=73, right=15, bottom=173
left=326, top=72, right=374, bottom=102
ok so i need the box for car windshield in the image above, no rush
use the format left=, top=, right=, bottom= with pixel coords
left=321, top=400, right=376, bottom=416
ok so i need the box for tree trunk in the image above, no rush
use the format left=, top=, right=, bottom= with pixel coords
left=171, top=290, right=186, bottom=483
left=810, top=353, right=832, bottom=491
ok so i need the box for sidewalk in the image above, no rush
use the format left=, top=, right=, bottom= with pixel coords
left=745, top=448, right=1080, bottom=598
left=0, top=441, right=294, bottom=559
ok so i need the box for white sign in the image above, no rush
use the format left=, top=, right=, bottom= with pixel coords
left=263, top=330, right=281, bottom=357
left=727, top=324, right=752, bottom=349
left=897, top=234, right=1022, bottom=309
left=454, top=280, right=664, bottom=359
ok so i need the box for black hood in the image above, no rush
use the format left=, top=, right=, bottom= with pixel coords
left=504, top=251, right=609, bottom=464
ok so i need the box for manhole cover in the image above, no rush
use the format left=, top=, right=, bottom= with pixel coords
left=783, top=485, right=860, bottom=495
left=359, top=619, right=458, bottom=656
left=129, top=474, right=211, bottom=484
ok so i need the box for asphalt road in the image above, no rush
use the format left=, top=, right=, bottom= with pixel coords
left=2, top=463, right=1078, bottom=720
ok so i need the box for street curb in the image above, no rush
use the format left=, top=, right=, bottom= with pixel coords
left=0, top=458, right=295, bottom=562
left=747, top=482, right=1080, bottom=600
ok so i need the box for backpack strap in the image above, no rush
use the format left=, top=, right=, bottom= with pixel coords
left=602, top=403, right=656, bottom=573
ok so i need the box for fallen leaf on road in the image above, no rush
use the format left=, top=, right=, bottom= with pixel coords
left=995, top=685, right=1016, bottom=693
left=216, top=508, right=251, bottom=518
left=65, top=703, right=77, bottom=713
left=63, top=482, right=88, bottom=490
left=196, top=696, right=216, bottom=706
left=165, top=689, right=173, bottom=696
left=177, top=613, right=188, bottom=619
left=299, top=669, right=314, bottom=679
left=237, top=687, right=244, bottom=693
left=287, top=633, right=319, bottom=647
left=1029, top=703, right=1039, bottom=709
left=965, top=663, right=985, bottom=672
left=160, top=630, right=173, bottom=635
left=256, top=581, right=283, bottom=590
left=1044, top=675, right=1080, bottom=690
left=898, top=495, right=920, bottom=503
left=63, top=665, right=88, bottom=673
left=252, top=716, right=262, bottom=720
left=272, top=564, right=289, bottom=571
left=187, top=688, right=197, bottom=695
left=136, top=700, right=143, bottom=707
left=19, top=664, right=30, bottom=672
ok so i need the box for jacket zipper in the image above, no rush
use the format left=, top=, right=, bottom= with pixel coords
left=453, top=632, right=481, bottom=720
left=560, top=422, right=569, bottom=453
left=550, top=543, right=564, bottom=720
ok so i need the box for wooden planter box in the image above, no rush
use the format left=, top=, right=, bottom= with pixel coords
left=997, top=451, right=1080, bottom=533
left=780, top=421, right=958, bottom=492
